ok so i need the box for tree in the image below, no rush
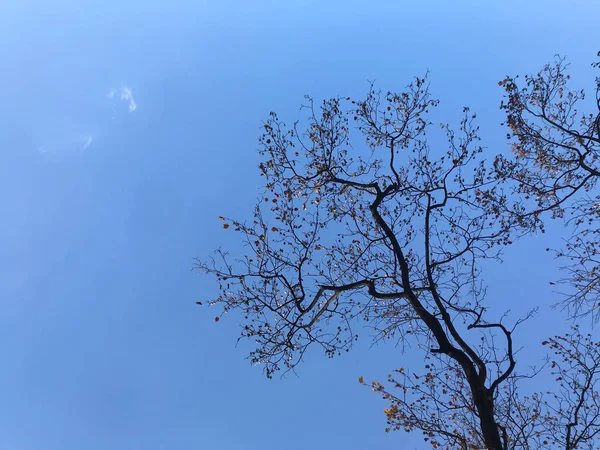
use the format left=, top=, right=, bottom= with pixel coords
left=498, top=52, right=600, bottom=321
left=197, top=53, right=600, bottom=449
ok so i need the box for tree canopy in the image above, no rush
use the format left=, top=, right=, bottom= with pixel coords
left=197, top=52, right=600, bottom=450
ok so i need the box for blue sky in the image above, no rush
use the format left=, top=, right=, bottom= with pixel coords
left=1, top=1, right=599, bottom=449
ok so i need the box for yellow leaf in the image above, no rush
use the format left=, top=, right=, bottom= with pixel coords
left=223, top=223, right=230, bottom=229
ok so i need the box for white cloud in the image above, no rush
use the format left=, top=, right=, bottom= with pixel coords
left=35, top=85, right=136, bottom=157
left=108, top=86, right=137, bottom=112
left=120, top=87, right=137, bottom=112
left=81, top=135, right=93, bottom=151
left=36, top=134, right=94, bottom=155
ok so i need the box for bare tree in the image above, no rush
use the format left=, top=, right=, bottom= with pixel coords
left=197, top=54, right=600, bottom=449
left=498, top=52, right=600, bottom=320
left=372, top=325, right=600, bottom=449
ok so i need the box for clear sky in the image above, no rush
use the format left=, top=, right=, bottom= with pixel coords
left=1, top=1, right=599, bottom=449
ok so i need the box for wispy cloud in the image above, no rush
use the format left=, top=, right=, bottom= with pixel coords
left=120, top=87, right=137, bottom=112
left=108, top=86, right=137, bottom=112
left=36, top=134, right=94, bottom=155
left=81, top=135, right=93, bottom=151
left=36, top=85, right=136, bottom=157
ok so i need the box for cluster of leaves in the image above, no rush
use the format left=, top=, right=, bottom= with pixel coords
left=197, top=52, right=600, bottom=449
